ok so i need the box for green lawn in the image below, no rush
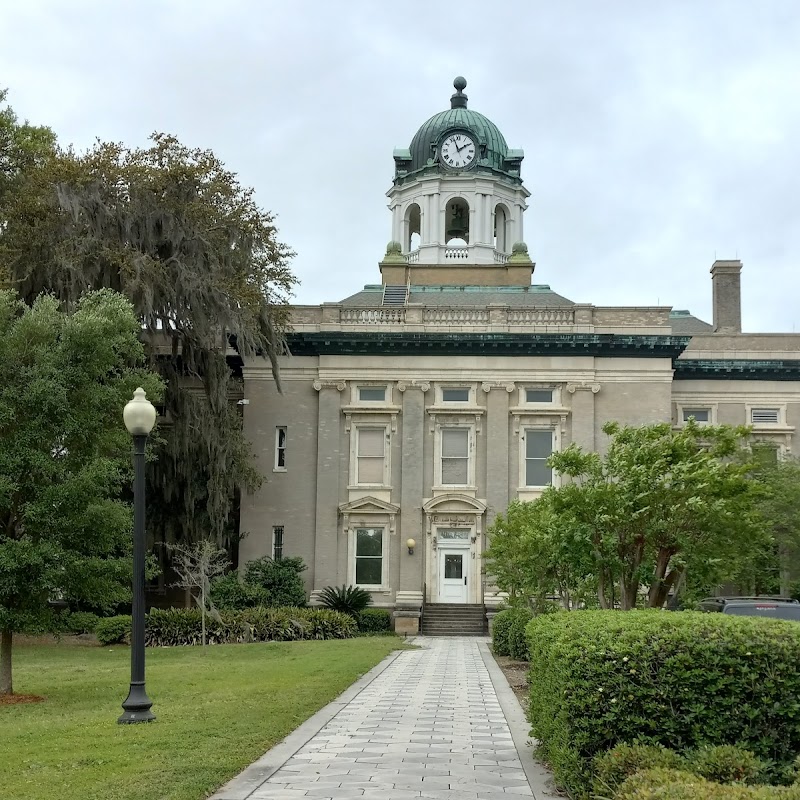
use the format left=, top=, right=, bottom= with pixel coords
left=1, top=637, right=405, bottom=800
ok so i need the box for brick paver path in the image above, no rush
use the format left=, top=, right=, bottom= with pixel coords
left=247, top=637, right=536, bottom=799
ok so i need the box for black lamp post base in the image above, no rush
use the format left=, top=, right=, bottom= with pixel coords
left=118, top=682, right=156, bottom=724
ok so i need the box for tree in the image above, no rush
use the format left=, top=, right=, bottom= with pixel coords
left=170, top=539, right=229, bottom=647
left=736, top=452, right=800, bottom=596
left=0, top=289, right=162, bottom=694
left=484, top=498, right=594, bottom=609
left=0, top=91, right=297, bottom=555
left=544, top=421, right=765, bottom=609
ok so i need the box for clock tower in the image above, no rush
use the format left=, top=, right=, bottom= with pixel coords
left=382, top=76, right=533, bottom=287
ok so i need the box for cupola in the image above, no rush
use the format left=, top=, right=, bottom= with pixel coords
left=383, top=77, right=533, bottom=287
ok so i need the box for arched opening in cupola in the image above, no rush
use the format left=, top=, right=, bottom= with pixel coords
left=493, top=203, right=510, bottom=253
left=445, top=197, right=470, bottom=245
left=405, top=203, right=421, bottom=252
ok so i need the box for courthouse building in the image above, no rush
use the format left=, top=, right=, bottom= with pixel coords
left=238, top=77, right=800, bottom=633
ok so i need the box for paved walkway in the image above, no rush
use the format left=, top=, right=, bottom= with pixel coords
left=211, top=637, right=557, bottom=800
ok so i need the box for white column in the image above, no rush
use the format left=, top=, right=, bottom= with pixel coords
left=422, top=194, right=431, bottom=244
left=475, top=193, right=485, bottom=244
left=515, top=201, right=524, bottom=244
left=391, top=204, right=401, bottom=244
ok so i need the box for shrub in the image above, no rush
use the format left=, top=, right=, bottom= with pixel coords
left=298, top=608, right=357, bottom=639
left=63, top=611, right=100, bottom=635
left=615, top=769, right=800, bottom=800
left=594, top=744, right=687, bottom=797
left=95, top=615, right=131, bottom=646
left=142, top=607, right=356, bottom=646
left=492, top=609, right=514, bottom=655
left=357, top=608, right=392, bottom=633
left=243, top=557, right=307, bottom=608
left=508, top=608, right=534, bottom=660
left=210, top=573, right=270, bottom=610
left=492, top=608, right=533, bottom=659
left=688, top=747, right=769, bottom=786
left=527, top=611, right=800, bottom=798
left=318, top=585, right=372, bottom=616
left=146, top=607, right=228, bottom=646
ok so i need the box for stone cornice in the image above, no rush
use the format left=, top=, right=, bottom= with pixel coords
left=288, top=332, right=690, bottom=358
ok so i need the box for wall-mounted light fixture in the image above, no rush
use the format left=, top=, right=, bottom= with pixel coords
left=406, top=538, right=416, bottom=555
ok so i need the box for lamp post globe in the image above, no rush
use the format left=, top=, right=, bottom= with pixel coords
left=123, top=387, right=157, bottom=436
left=118, top=387, right=156, bottom=724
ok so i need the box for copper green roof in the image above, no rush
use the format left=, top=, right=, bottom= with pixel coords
left=409, top=107, right=508, bottom=171
left=394, top=77, right=523, bottom=185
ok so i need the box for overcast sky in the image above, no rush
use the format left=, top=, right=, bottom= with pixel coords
left=3, top=0, right=799, bottom=332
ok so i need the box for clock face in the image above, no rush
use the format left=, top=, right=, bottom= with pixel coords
left=440, top=133, right=476, bottom=169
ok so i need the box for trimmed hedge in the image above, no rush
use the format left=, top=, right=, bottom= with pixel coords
left=492, top=608, right=533, bottom=658
left=527, top=611, right=800, bottom=798
left=615, top=769, right=800, bottom=800
left=594, top=745, right=769, bottom=798
left=96, top=615, right=131, bottom=646
left=357, top=608, right=392, bottom=633
left=594, top=744, right=687, bottom=797
left=144, top=607, right=356, bottom=646
left=62, top=611, right=100, bottom=635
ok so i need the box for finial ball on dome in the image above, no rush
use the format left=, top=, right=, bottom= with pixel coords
left=453, top=76, right=467, bottom=92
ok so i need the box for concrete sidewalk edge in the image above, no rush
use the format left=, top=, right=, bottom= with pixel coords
left=478, top=641, right=561, bottom=800
left=208, top=648, right=405, bottom=800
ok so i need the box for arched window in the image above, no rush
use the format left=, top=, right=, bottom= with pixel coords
left=493, top=203, right=510, bottom=252
left=445, top=197, right=470, bottom=244
left=405, top=203, right=421, bottom=252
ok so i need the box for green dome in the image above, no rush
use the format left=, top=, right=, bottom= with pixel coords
left=409, top=107, right=508, bottom=172
left=395, top=77, right=522, bottom=184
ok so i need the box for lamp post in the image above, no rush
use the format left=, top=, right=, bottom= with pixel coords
left=118, top=387, right=157, bottom=724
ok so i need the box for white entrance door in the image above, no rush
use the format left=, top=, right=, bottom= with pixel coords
left=438, top=548, right=469, bottom=603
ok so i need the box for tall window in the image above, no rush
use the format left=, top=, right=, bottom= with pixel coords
left=274, top=426, right=286, bottom=470
left=524, top=429, right=553, bottom=487
left=356, top=427, right=386, bottom=484
left=441, top=428, right=470, bottom=485
left=272, top=526, right=284, bottom=561
left=355, top=528, right=383, bottom=586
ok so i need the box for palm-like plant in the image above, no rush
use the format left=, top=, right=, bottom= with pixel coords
left=318, top=585, right=372, bottom=616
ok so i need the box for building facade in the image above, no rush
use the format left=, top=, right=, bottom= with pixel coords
left=239, top=78, right=800, bottom=632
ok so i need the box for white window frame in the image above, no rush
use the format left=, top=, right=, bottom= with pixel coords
left=274, top=426, right=287, bottom=472
left=675, top=402, right=718, bottom=427
left=349, top=424, right=391, bottom=488
left=349, top=526, right=388, bottom=589
left=434, top=422, right=476, bottom=490
left=748, top=405, right=784, bottom=427
left=351, top=383, right=390, bottom=405
left=438, top=384, right=476, bottom=405
left=272, top=525, right=284, bottom=561
left=521, top=428, right=555, bottom=488
left=681, top=407, right=712, bottom=425
left=520, top=385, right=560, bottom=406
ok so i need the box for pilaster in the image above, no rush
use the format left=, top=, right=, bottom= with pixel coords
left=397, top=381, right=427, bottom=593
left=312, top=382, right=345, bottom=591
left=483, top=382, right=513, bottom=526
left=566, top=382, right=601, bottom=451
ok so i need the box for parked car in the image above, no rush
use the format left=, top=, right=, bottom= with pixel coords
left=698, top=596, right=800, bottom=621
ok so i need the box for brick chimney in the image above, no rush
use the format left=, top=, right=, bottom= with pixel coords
left=711, top=259, right=742, bottom=333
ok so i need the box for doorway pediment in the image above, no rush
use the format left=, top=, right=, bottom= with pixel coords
left=422, top=493, right=487, bottom=515
left=339, top=496, right=400, bottom=515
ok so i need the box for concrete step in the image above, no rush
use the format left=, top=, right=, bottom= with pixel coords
left=421, top=603, right=487, bottom=635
